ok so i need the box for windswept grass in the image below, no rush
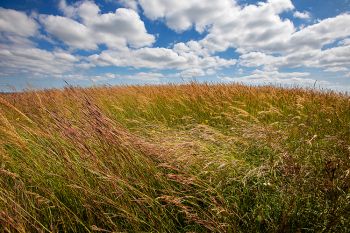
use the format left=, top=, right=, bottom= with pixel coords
left=1, top=83, right=349, bottom=232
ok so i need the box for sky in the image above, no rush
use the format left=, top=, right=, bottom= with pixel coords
left=0, top=0, right=350, bottom=91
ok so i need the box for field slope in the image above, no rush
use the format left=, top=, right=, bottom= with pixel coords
left=1, top=84, right=349, bottom=232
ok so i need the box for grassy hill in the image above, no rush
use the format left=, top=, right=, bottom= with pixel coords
left=1, top=83, right=349, bottom=232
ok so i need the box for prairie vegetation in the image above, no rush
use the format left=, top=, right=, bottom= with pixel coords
left=1, top=83, right=349, bottom=232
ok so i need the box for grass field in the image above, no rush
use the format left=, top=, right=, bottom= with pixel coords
left=0, top=83, right=349, bottom=232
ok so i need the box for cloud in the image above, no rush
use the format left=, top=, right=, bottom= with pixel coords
left=173, top=40, right=209, bottom=57
left=0, top=47, right=79, bottom=76
left=237, top=69, right=310, bottom=80
left=340, top=38, right=350, bottom=46
left=239, top=52, right=282, bottom=69
left=103, top=0, right=139, bottom=11
left=235, top=12, right=350, bottom=76
left=58, top=0, right=76, bottom=17
left=91, top=72, right=164, bottom=82
left=136, top=0, right=350, bottom=76
left=1, top=0, right=350, bottom=89
left=0, top=7, right=39, bottom=49
left=40, top=15, right=96, bottom=50
left=288, top=14, right=350, bottom=51
left=40, top=0, right=350, bottom=93
left=180, top=68, right=206, bottom=78
left=0, top=7, right=38, bottom=37
left=293, top=11, right=311, bottom=19
left=42, top=0, right=155, bottom=50
left=117, top=0, right=139, bottom=11
left=238, top=44, right=350, bottom=75
left=324, top=67, right=348, bottom=73
left=89, top=47, right=236, bottom=70
left=221, top=69, right=350, bottom=92
left=0, top=8, right=82, bottom=77
left=139, top=0, right=236, bottom=33
left=221, top=69, right=320, bottom=87
left=202, top=0, right=295, bottom=54
left=137, top=0, right=295, bottom=54
left=137, top=0, right=294, bottom=34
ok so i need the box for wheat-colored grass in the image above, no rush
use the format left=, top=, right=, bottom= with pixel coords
left=1, top=83, right=349, bottom=232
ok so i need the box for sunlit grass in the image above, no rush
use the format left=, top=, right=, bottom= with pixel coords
left=1, top=83, right=349, bottom=232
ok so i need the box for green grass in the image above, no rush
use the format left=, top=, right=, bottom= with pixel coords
left=1, top=83, right=349, bottom=232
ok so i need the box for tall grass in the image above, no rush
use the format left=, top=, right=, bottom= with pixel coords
left=1, top=83, right=349, bottom=232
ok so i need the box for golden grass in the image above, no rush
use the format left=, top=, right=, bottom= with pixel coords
left=0, top=83, right=349, bottom=232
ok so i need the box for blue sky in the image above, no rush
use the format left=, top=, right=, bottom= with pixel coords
left=0, top=0, right=349, bottom=91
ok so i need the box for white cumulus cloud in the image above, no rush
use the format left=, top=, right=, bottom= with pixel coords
left=88, top=47, right=236, bottom=70
left=293, top=11, right=311, bottom=19
left=0, top=7, right=38, bottom=37
left=42, top=0, right=155, bottom=50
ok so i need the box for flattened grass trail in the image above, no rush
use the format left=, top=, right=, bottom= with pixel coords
left=1, top=83, right=349, bottom=232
